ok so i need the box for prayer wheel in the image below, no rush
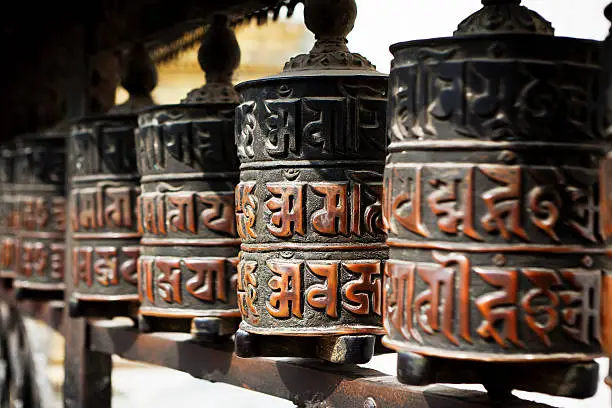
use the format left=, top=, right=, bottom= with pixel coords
left=12, top=129, right=67, bottom=300
left=69, top=44, right=157, bottom=318
left=135, top=15, right=242, bottom=339
left=0, top=144, right=16, bottom=280
left=233, top=0, right=388, bottom=364
left=600, top=2, right=612, bottom=402
left=382, top=0, right=607, bottom=398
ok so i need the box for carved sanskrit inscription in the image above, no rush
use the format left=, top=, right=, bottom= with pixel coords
left=138, top=257, right=238, bottom=307
left=18, top=196, right=66, bottom=232
left=385, top=253, right=603, bottom=350
left=71, top=183, right=139, bottom=232
left=236, top=175, right=384, bottom=241
left=236, top=92, right=387, bottom=161
left=137, top=189, right=236, bottom=237
left=237, top=259, right=382, bottom=322
left=73, top=246, right=139, bottom=287
left=19, top=242, right=65, bottom=279
left=384, top=164, right=602, bottom=244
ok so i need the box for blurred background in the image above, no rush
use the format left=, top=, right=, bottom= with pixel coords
left=34, top=0, right=612, bottom=406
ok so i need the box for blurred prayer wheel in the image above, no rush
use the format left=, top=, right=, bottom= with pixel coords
left=12, top=129, right=67, bottom=300
left=382, top=0, right=607, bottom=398
left=69, top=44, right=157, bottom=318
left=0, top=144, right=16, bottom=279
left=135, top=15, right=241, bottom=339
left=233, top=0, right=388, bottom=364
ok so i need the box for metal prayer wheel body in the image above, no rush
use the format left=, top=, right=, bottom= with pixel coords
left=383, top=34, right=608, bottom=395
left=234, top=71, right=388, bottom=350
left=135, top=104, right=241, bottom=335
left=12, top=131, right=66, bottom=298
left=0, top=145, right=16, bottom=279
left=69, top=115, right=141, bottom=317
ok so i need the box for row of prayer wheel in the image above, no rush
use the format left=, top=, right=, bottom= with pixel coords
left=0, top=0, right=610, bottom=400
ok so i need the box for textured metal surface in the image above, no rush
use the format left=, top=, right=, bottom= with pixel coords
left=88, top=320, right=556, bottom=408
left=234, top=0, right=388, bottom=348
left=383, top=32, right=607, bottom=363
left=235, top=72, right=388, bottom=337
left=69, top=115, right=141, bottom=304
left=135, top=103, right=241, bottom=325
left=12, top=130, right=67, bottom=292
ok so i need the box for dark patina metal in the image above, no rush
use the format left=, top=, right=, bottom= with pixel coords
left=69, top=44, right=157, bottom=318
left=12, top=128, right=67, bottom=300
left=135, top=15, right=241, bottom=338
left=0, top=144, right=16, bottom=279
left=234, top=0, right=388, bottom=364
left=383, top=0, right=607, bottom=397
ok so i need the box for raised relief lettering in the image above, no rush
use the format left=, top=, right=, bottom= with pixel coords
left=73, top=247, right=93, bottom=286
left=236, top=101, right=256, bottom=160
left=263, top=99, right=299, bottom=157
left=1, top=238, right=15, bottom=269
left=392, top=167, right=430, bottom=237
left=237, top=260, right=258, bottom=318
left=120, top=247, right=139, bottom=285
left=521, top=269, right=563, bottom=347
left=559, top=269, right=601, bottom=345
left=52, top=197, right=66, bottom=232
left=428, top=168, right=482, bottom=241
left=167, top=192, right=197, bottom=234
left=50, top=244, right=64, bottom=280
left=104, top=185, right=134, bottom=229
left=21, top=242, right=47, bottom=277
left=311, top=183, right=349, bottom=236
left=305, top=262, right=339, bottom=318
left=480, top=166, right=529, bottom=241
left=302, top=98, right=345, bottom=153
left=566, top=172, right=599, bottom=243
left=342, top=262, right=381, bottom=316
left=236, top=182, right=258, bottom=239
left=139, top=258, right=156, bottom=303
left=94, top=247, right=118, bottom=286
left=198, top=193, right=237, bottom=237
left=267, top=260, right=302, bottom=318
left=266, top=183, right=305, bottom=238
left=474, top=268, right=524, bottom=348
left=185, top=259, right=227, bottom=303
left=384, top=261, right=421, bottom=343
left=156, top=258, right=182, bottom=304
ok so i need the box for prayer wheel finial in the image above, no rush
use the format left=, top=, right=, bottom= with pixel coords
left=182, top=14, right=240, bottom=104
left=284, top=0, right=375, bottom=72
left=112, top=43, right=157, bottom=113
left=455, top=0, right=554, bottom=36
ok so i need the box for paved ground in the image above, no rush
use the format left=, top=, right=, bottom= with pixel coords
left=25, top=319, right=611, bottom=408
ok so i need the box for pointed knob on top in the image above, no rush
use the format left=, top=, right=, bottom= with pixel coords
left=284, top=0, right=375, bottom=72
left=454, top=0, right=554, bottom=36
left=111, top=43, right=158, bottom=114
left=182, top=14, right=241, bottom=104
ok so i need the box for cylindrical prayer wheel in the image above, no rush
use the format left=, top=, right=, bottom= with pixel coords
left=69, top=44, right=157, bottom=318
left=0, top=144, right=17, bottom=279
left=233, top=0, right=388, bottom=364
left=135, top=16, right=242, bottom=338
left=12, top=129, right=66, bottom=299
left=383, top=0, right=607, bottom=398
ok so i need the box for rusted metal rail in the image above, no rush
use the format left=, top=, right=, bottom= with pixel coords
left=86, top=320, right=554, bottom=408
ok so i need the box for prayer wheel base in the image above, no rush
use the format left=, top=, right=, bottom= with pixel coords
left=68, top=297, right=139, bottom=319
left=396, top=352, right=599, bottom=399
left=138, top=315, right=239, bottom=343
left=234, top=329, right=376, bottom=365
left=14, top=288, right=63, bottom=302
